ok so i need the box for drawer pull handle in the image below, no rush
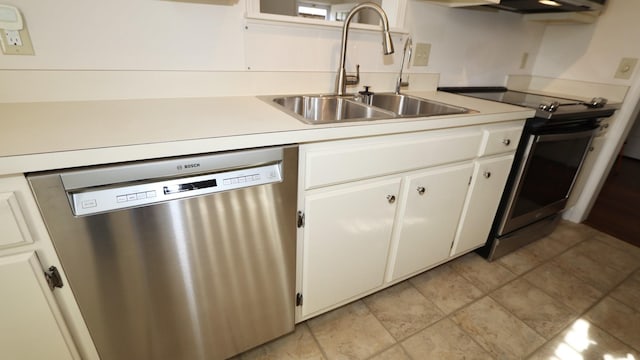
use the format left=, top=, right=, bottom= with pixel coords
left=589, top=146, right=595, bottom=152
left=483, top=171, right=492, bottom=179
left=386, top=195, right=396, bottom=204
left=417, top=186, right=426, bottom=196
left=502, top=139, right=511, bottom=146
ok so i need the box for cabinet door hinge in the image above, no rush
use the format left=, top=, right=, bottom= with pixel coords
left=296, top=293, right=303, bottom=306
left=297, top=211, right=305, bottom=228
left=44, top=266, right=64, bottom=290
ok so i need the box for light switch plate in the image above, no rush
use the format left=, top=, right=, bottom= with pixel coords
left=413, top=43, right=431, bottom=67
left=614, top=57, right=638, bottom=80
left=520, top=52, right=529, bottom=69
left=1, top=27, right=34, bottom=55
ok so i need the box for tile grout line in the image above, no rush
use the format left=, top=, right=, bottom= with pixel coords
left=304, top=223, right=639, bottom=360
left=302, top=321, right=332, bottom=360
left=441, top=226, right=608, bottom=358
left=518, top=226, right=640, bottom=358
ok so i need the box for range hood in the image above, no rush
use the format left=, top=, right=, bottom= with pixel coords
left=485, top=0, right=606, bottom=13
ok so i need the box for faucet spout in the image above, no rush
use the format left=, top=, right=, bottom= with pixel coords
left=396, top=36, right=412, bottom=94
left=335, top=2, right=394, bottom=96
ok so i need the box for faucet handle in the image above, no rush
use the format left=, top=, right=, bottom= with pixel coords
left=345, top=64, right=360, bottom=86
left=358, top=85, right=374, bottom=104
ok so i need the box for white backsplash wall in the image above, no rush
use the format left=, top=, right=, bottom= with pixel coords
left=0, top=0, right=247, bottom=71
left=0, top=0, right=548, bottom=95
left=406, top=1, right=546, bottom=87
left=242, top=19, right=405, bottom=73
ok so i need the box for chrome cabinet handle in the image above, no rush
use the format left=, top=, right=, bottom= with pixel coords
left=483, top=171, right=491, bottom=179
left=417, top=186, right=426, bottom=195
left=386, top=195, right=396, bottom=204
left=502, top=139, right=511, bottom=146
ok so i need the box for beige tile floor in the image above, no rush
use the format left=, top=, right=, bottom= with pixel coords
left=236, top=221, right=640, bottom=360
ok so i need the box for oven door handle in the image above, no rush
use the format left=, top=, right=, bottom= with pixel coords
left=534, top=126, right=598, bottom=143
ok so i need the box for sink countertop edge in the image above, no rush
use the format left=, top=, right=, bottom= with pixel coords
left=0, top=92, right=534, bottom=175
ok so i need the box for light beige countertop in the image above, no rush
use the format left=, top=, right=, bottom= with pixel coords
left=0, top=91, right=533, bottom=175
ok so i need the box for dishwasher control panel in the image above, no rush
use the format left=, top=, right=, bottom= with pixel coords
left=69, top=163, right=282, bottom=216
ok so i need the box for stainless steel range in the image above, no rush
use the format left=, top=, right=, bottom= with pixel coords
left=440, top=87, right=619, bottom=260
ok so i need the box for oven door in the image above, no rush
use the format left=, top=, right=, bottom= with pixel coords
left=497, top=124, right=597, bottom=235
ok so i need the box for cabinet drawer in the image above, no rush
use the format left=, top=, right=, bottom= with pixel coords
left=479, top=124, right=523, bottom=156
left=0, top=192, right=33, bottom=249
left=304, top=129, right=483, bottom=189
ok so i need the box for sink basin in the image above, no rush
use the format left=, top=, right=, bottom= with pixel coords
left=365, top=93, right=470, bottom=118
left=264, top=93, right=471, bottom=125
left=270, top=95, right=394, bottom=125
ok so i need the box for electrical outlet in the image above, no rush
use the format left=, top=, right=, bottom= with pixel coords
left=1, top=27, right=34, bottom=55
left=614, top=57, right=638, bottom=80
left=4, top=29, right=21, bottom=46
left=413, top=43, right=431, bottom=67
left=520, top=52, right=529, bottom=69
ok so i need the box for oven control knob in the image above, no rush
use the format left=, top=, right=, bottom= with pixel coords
left=588, top=97, right=608, bottom=108
left=539, top=101, right=560, bottom=112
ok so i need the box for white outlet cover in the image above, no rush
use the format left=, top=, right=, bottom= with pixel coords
left=614, top=58, right=638, bottom=80
left=413, top=43, right=431, bottom=67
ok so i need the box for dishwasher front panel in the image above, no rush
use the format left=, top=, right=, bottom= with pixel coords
left=28, top=146, right=298, bottom=360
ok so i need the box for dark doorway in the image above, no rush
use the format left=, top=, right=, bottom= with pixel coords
left=585, top=156, right=640, bottom=247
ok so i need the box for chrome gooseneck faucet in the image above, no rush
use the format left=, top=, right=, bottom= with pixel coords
left=335, top=2, right=394, bottom=96
left=395, top=36, right=412, bottom=94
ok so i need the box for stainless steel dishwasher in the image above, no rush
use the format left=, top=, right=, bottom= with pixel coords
left=28, top=146, right=298, bottom=360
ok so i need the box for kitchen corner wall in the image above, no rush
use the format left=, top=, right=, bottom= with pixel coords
left=528, top=0, right=640, bottom=223
left=0, top=0, right=548, bottom=101
left=532, top=0, right=640, bottom=87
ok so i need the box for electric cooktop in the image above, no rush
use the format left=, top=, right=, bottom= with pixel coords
left=439, top=86, right=618, bottom=120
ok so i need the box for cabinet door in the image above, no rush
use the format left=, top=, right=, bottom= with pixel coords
left=451, top=155, right=514, bottom=256
left=0, top=192, right=33, bottom=249
left=301, top=178, right=401, bottom=318
left=0, top=252, right=76, bottom=360
left=388, top=163, right=473, bottom=281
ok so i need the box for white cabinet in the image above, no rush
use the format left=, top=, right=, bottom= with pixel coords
left=388, top=163, right=473, bottom=281
left=296, top=121, right=523, bottom=321
left=301, top=178, right=401, bottom=318
left=0, top=175, right=97, bottom=360
left=0, top=191, right=33, bottom=249
left=0, top=252, right=76, bottom=360
left=450, top=155, right=514, bottom=256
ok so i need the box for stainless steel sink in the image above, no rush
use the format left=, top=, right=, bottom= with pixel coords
left=364, top=93, right=470, bottom=118
left=270, top=95, right=394, bottom=124
left=264, top=93, right=471, bottom=125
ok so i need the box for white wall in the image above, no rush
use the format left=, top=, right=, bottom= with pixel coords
left=0, top=0, right=546, bottom=84
left=407, top=1, right=546, bottom=86
left=0, top=0, right=248, bottom=71
left=532, top=0, right=640, bottom=87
